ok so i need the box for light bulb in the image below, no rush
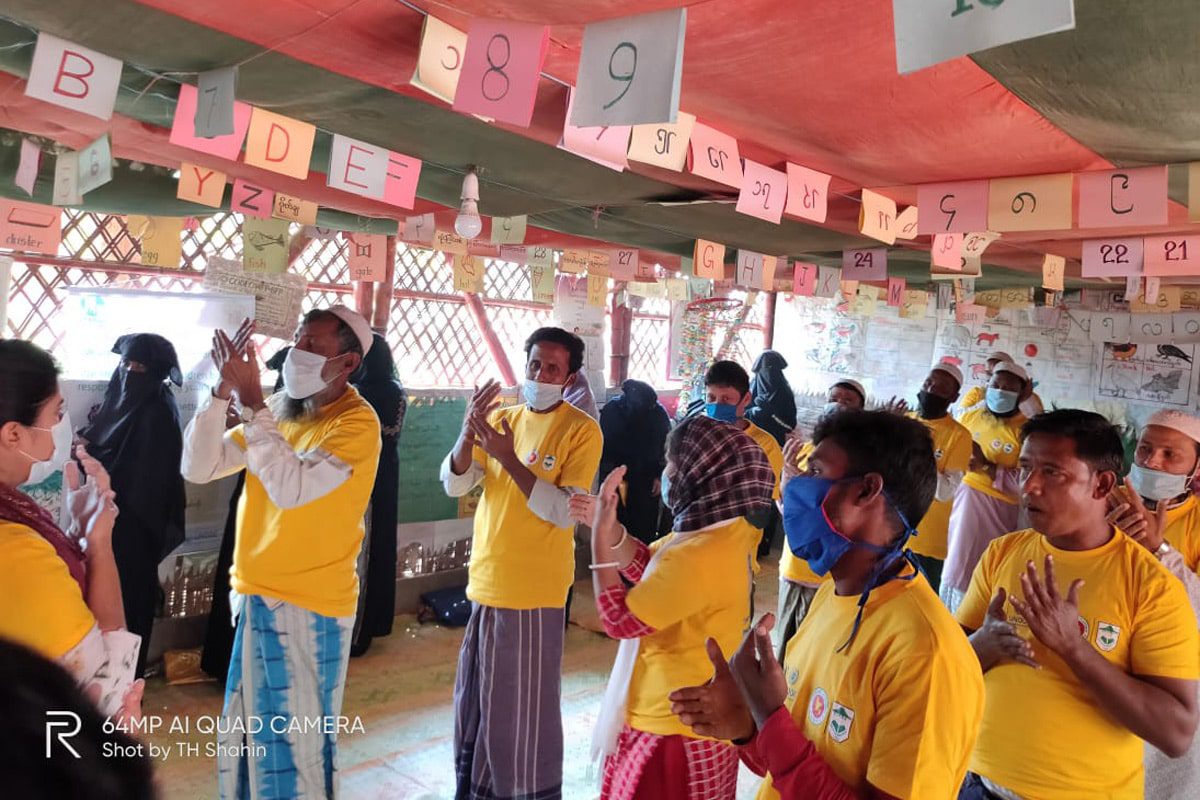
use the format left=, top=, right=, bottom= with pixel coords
left=454, top=168, right=483, bottom=240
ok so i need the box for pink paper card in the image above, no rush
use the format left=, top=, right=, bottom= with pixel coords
left=842, top=247, right=887, bottom=281
left=1143, top=276, right=1161, bottom=302
left=0, top=199, right=61, bottom=254
left=498, top=244, right=528, bottom=264
left=1081, top=238, right=1143, bottom=278
left=1144, top=235, right=1200, bottom=277
left=784, top=164, right=830, bottom=224
left=231, top=179, right=274, bottom=219
left=610, top=247, right=638, bottom=280
left=736, top=160, right=787, bottom=224
left=956, top=303, right=986, bottom=325
left=384, top=152, right=422, bottom=209
left=560, top=89, right=630, bottom=171
left=16, top=139, right=40, bottom=196
left=1124, top=275, right=1139, bottom=301
left=1077, top=165, right=1168, bottom=229
left=916, top=180, right=989, bottom=234
left=931, top=233, right=963, bottom=269
left=453, top=18, right=549, bottom=128
left=792, top=262, right=817, bottom=296
left=887, top=277, right=906, bottom=306
left=345, top=232, right=388, bottom=281
left=687, top=123, right=742, bottom=188
left=895, top=205, right=919, bottom=240
left=170, top=83, right=252, bottom=161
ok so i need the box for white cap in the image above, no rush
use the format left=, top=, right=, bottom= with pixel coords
left=993, top=361, right=1029, bottom=383
left=831, top=378, right=866, bottom=403
left=931, top=361, right=964, bottom=388
left=326, top=305, right=374, bottom=355
left=1146, top=410, right=1200, bottom=444
left=988, top=351, right=1015, bottom=364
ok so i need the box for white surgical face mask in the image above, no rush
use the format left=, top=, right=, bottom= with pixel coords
left=985, top=387, right=1019, bottom=415
left=523, top=380, right=563, bottom=411
left=1128, top=463, right=1192, bottom=502
left=20, top=410, right=73, bottom=487
left=282, top=348, right=337, bottom=400
left=822, top=402, right=841, bottom=418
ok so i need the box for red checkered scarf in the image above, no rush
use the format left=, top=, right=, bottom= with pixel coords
left=666, top=415, right=775, bottom=533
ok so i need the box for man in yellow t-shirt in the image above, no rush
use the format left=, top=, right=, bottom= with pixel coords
left=183, top=307, right=381, bottom=799
left=774, top=378, right=865, bottom=659
left=442, top=327, right=602, bottom=800
left=670, top=410, right=985, bottom=799
left=906, top=362, right=973, bottom=595
left=958, top=410, right=1200, bottom=799
left=958, top=350, right=1044, bottom=419
left=1106, top=409, right=1200, bottom=797
left=942, top=361, right=1030, bottom=613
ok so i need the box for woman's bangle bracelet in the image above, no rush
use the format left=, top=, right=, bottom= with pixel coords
left=609, top=529, right=628, bottom=551
left=590, top=561, right=621, bottom=571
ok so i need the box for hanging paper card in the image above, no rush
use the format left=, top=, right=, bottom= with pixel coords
left=793, top=262, right=817, bottom=296
left=412, top=15, right=468, bottom=103
left=687, top=123, right=742, bottom=188
left=1077, top=165, right=1168, bottom=229
left=858, top=190, right=897, bottom=244
left=129, top=215, right=183, bottom=268
left=1190, top=162, right=1200, bottom=223
left=0, top=200, right=61, bottom=254
left=195, top=66, right=237, bottom=138
left=25, top=33, right=122, bottom=120
left=610, top=248, right=638, bottom=280
left=561, top=249, right=589, bottom=274
left=1081, top=238, right=1143, bottom=278
left=839, top=280, right=859, bottom=300
left=735, top=250, right=766, bottom=289
left=572, top=8, right=686, bottom=127
left=736, top=160, right=788, bottom=224
left=895, top=206, right=919, bottom=240
left=1144, top=235, right=1200, bottom=277
left=498, top=245, right=527, bottom=264
left=627, top=112, right=695, bottom=171
left=1129, top=285, right=1181, bottom=314
left=851, top=284, right=879, bottom=316
left=917, top=180, right=989, bottom=234
left=383, top=152, right=422, bottom=210
left=530, top=260, right=555, bottom=304
left=955, top=303, right=987, bottom=325
left=240, top=217, right=288, bottom=273
left=1144, top=277, right=1161, bottom=303
left=931, top=233, right=963, bottom=270
left=587, top=273, right=609, bottom=307
left=635, top=255, right=657, bottom=281
left=665, top=278, right=689, bottom=302
left=588, top=250, right=612, bottom=275
left=16, top=139, right=40, bottom=196
left=273, top=193, right=318, bottom=225
left=1089, top=312, right=1131, bottom=344
left=987, top=173, right=1073, bottom=232
left=75, top=135, right=112, bottom=196
left=893, top=0, right=1075, bottom=74
left=887, top=277, right=906, bottom=306
left=244, top=108, right=316, bottom=180
left=528, top=244, right=554, bottom=269
left=491, top=215, right=527, bottom=245
left=170, top=83, right=252, bottom=160
left=434, top=229, right=467, bottom=255
left=815, top=266, right=841, bottom=298
left=693, top=239, right=725, bottom=279
left=468, top=242, right=500, bottom=259
left=345, top=232, right=388, bottom=281
left=177, top=163, right=226, bottom=208
left=453, top=19, right=549, bottom=128
left=561, top=90, right=630, bottom=171
left=453, top=254, right=485, bottom=292
left=1042, top=254, right=1065, bottom=291
left=772, top=259, right=793, bottom=292
left=403, top=213, right=435, bottom=245
left=784, top=164, right=831, bottom=224
left=327, top=134, right=387, bottom=199
left=231, top=179, right=274, bottom=219
left=900, top=289, right=928, bottom=319
left=52, top=152, right=81, bottom=206
left=936, top=282, right=953, bottom=309
left=842, top=247, right=887, bottom=281
left=961, top=231, right=1000, bottom=261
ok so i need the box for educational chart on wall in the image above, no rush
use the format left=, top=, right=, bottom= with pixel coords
left=1095, top=341, right=1197, bottom=408
left=397, top=395, right=468, bottom=524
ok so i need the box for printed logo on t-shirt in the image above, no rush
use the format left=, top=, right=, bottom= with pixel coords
left=807, top=688, right=830, bottom=727
left=1078, top=615, right=1090, bottom=639
left=990, top=439, right=1003, bottom=451
left=525, top=449, right=540, bottom=466
left=1096, top=622, right=1121, bottom=652
left=786, top=668, right=800, bottom=702
left=542, top=454, right=557, bottom=471
left=1001, top=442, right=1015, bottom=455
left=828, top=703, right=855, bottom=743
left=934, top=448, right=945, bottom=461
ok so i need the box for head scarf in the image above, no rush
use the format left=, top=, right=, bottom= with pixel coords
left=351, top=334, right=405, bottom=438
left=0, top=484, right=86, bottom=592
left=746, top=350, right=796, bottom=444
left=666, top=415, right=775, bottom=533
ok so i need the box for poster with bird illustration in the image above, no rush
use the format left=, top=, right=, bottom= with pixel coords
left=1095, top=340, right=1196, bottom=408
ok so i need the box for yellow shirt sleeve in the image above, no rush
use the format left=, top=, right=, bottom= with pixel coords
left=1130, top=565, right=1200, bottom=680
left=0, top=524, right=95, bottom=660
left=945, top=426, right=973, bottom=474
left=557, top=416, right=603, bottom=490
left=960, top=386, right=984, bottom=409
left=626, top=539, right=711, bottom=631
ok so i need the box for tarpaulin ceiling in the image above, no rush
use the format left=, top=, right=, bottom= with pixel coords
left=0, top=0, right=1196, bottom=289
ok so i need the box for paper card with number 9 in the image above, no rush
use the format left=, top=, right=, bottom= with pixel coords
left=453, top=19, right=549, bottom=128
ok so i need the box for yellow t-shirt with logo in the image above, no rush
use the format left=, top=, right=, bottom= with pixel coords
left=779, top=441, right=825, bottom=586
left=625, top=518, right=760, bottom=737
left=0, top=521, right=96, bottom=660
left=467, top=401, right=603, bottom=610
left=957, top=529, right=1200, bottom=798
left=958, top=407, right=1024, bottom=503
left=230, top=386, right=381, bottom=618
left=960, top=386, right=1044, bottom=412
left=758, top=571, right=984, bottom=800
left=743, top=421, right=783, bottom=502
left=1162, top=494, right=1200, bottom=573
left=909, top=413, right=973, bottom=560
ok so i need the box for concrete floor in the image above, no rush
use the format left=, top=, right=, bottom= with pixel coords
left=143, top=559, right=782, bottom=799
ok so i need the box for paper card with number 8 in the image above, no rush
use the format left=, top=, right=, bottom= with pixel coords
left=453, top=19, right=549, bottom=128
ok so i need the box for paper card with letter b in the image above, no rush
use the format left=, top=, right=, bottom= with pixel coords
left=25, top=33, right=122, bottom=120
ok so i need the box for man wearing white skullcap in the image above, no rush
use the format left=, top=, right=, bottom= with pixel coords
left=182, top=307, right=382, bottom=798
left=941, top=362, right=1034, bottom=612
left=957, top=351, right=1045, bottom=418
left=1108, top=409, right=1200, bottom=798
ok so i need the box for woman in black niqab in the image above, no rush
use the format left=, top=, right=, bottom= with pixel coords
left=599, top=380, right=671, bottom=543
left=745, top=350, right=796, bottom=446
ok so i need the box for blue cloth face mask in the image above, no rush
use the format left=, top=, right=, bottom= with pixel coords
left=704, top=402, right=739, bottom=423
left=783, top=476, right=891, bottom=576
left=985, top=387, right=1019, bottom=414
left=660, top=471, right=672, bottom=509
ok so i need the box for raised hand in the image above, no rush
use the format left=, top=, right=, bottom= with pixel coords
left=968, top=587, right=1039, bottom=671
left=588, top=466, right=627, bottom=544
left=463, top=380, right=502, bottom=443
left=669, top=637, right=755, bottom=742
left=470, top=415, right=516, bottom=463
left=64, top=445, right=114, bottom=543
left=881, top=396, right=909, bottom=416
left=728, top=613, right=789, bottom=729
left=1009, top=556, right=1086, bottom=660
left=781, top=436, right=807, bottom=486
left=1106, top=485, right=1168, bottom=553
left=212, top=328, right=264, bottom=408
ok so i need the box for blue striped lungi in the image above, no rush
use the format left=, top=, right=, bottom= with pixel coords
left=218, top=593, right=355, bottom=800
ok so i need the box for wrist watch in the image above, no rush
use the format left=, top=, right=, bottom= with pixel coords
left=1154, top=541, right=1171, bottom=559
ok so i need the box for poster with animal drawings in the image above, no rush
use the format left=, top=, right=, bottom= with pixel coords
left=1095, top=341, right=1196, bottom=408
